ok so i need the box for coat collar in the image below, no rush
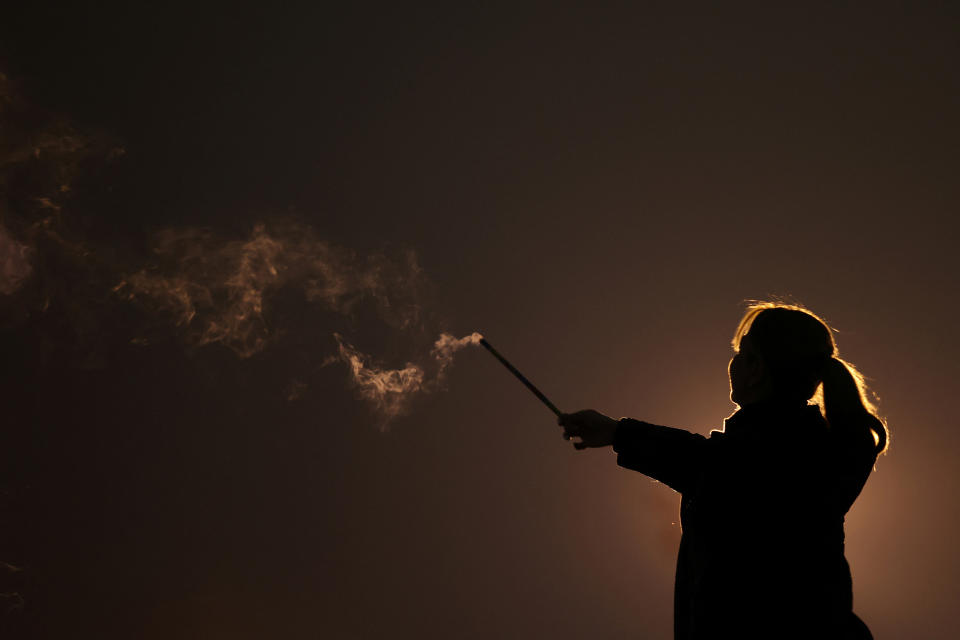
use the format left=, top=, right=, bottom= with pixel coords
left=722, top=402, right=826, bottom=440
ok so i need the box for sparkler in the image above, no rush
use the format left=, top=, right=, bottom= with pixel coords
left=479, top=337, right=562, bottom=416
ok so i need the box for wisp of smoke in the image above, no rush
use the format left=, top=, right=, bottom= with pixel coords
left=0, top=70, right=123, bottom=302
left=333, top=333, right=426, bottom=421
left=432, top=331, right=484, bottom=376
left=0, top=225, right=32, bottom=294
left=116, top=223, right=425, bottom=358
left=332, top=332, right=482, bottom=427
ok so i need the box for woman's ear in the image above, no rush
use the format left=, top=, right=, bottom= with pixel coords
left=746, top=355, right=776, bottom=400
left=744, top=353, right=767, bottom=387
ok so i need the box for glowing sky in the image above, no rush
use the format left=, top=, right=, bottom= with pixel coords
left=1, top=3, right=958, bottom=638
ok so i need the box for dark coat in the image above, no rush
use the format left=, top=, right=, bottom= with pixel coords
left=613, top=403, right=879, bottom=640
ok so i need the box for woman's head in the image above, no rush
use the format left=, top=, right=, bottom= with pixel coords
left=729, top=301, right=888, bottom=453
left=730, top=303, right=835, bottom=405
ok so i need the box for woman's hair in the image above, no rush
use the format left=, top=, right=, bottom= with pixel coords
left=732, top=301, right=888, bottom=454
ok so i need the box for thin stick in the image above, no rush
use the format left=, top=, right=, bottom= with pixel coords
left=479, top=338, right=562, bottom=416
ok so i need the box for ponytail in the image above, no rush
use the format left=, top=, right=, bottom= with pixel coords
left=819, top=357, right=889, bottom=455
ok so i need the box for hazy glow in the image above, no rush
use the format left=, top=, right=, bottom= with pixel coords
left=1, top=7, right=954, bottom=637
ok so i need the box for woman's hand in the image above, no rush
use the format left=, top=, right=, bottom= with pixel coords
left=558, top=410, right=618, bottom=450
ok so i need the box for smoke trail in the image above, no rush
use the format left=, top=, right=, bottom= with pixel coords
left=0, top=68, right=477, bottom=425
left=115, top=223, right=473, bottom=424
left=332, top=331, right=482, bottom=425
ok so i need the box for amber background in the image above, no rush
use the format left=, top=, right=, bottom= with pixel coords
left=2, top=3, right=958, bottom=638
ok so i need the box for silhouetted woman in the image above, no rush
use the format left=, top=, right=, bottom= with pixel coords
left=559, top=303, right=887, bottom=640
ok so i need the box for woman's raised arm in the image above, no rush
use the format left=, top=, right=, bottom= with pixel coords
left=559, top=410, right=708, bottom=494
